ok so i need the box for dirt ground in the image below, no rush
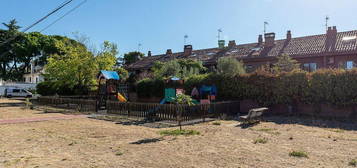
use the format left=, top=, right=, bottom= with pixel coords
left=1, top=98, right=357, bottom=168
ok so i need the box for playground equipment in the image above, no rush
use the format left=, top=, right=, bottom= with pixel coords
left=160, top=77, right=185, bottom=104
left=96, top=70, right=127, bottom=111
left=199, top=85, right=217, bottom=104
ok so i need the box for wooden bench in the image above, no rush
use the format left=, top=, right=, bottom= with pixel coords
left=240, top=107, right=269, bottom=123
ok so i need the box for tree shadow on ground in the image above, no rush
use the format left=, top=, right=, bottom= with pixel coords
left=130, top=138, right=163, bottom=145
left=263, top=115, right=357, bottom=131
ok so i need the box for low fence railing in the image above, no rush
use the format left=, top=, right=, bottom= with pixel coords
left=38, top=96, right=96, bottom=112
left=38, top=96, right=239, bottom=122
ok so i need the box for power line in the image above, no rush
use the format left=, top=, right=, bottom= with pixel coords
left=40, top=0, right=88, bottom=33
left=0, top=0, right=74, bottom=48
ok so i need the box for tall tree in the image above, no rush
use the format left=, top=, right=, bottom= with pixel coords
left=217, top=57, right=246, bottom=77
left=123, top=51, right=144, bottom=65
left=273, top=54, right=300, bottom=73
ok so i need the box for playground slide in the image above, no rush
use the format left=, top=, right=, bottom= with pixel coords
left=160, top=99, right=166, bottom=104
left=117, top=93, right=127, bottom=102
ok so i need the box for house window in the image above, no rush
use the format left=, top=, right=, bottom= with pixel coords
left=345, top=61, right=354, bottom=70
left=29, top=77, right=31, bottom=83
left=36, top=77, right=39, bottom=83
left=246, top=65, right=254, bottom=72
left=303, top=63, right=317, bottom=72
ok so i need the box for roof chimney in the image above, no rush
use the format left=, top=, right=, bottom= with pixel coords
left=148, top=51, right=152, bottom=57
left=184, top=45, right=192, bottom=57
left=218, top=40, right=225, bottom=49
left=166, top=49, right=172, bottom=55
left=228, top=40, right=236, bottom=48
left=258, top=35, right=263, bottom=45
left=264, top=32, right=275, bottom=47
left=326, top=26, right=337, bottom=51
left=287, top=30, right=292, bottom=41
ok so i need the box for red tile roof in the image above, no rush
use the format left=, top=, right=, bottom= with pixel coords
left=127, top=29, right=357, bottom=70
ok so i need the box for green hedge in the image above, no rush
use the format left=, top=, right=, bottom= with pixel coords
left=136, top=69, right=357, bottom=106
left=36, top=81, right=90, bottom=96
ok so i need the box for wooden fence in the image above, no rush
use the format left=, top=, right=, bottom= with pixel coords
left=38, top=96, right=96, bottom=112
left=38, top=96, right=239, bottom=122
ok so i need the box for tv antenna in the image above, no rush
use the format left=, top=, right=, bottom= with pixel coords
left=184, top=35, right=189, bottom=45
left=325, top=16, right=330, bottom=31
left=264, top=21, right=269, bottom=34
left=217, top=28, right=223, bottom=40
left=138, top=43, right=142, bottom=52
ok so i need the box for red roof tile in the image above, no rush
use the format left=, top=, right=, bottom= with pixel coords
left=127, top=30, right=357, bottom=70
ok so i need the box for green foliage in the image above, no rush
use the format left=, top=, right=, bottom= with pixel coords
left=95, top=41, right=118, bottom=71
left=152, top=59, right=206, bottom=79
left=159, top=129, right=200, bottom=136
left=212, top=121, right=221, bottom=125
left=349, top=159, right=357, bottom=167
left=289, top=150, right=308, bottom=158
left=136, top=78, right=165, bottom=98
left=273, top=54, right=300, bottom=73
left=217, top=57, right=245, bottom=77
left=173, top=94, right=195, bottom=105
left=123, top=51, right=144, bottom=65
left=43, top=38, right=117, bottom=95
left=137, top=67, right=357, bottom=107
left=114, top=67, right=129, bottom=81
left=253, top=138, right=268, bottom=144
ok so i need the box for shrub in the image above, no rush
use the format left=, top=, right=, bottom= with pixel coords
left=36, top=81, right=58, bottom=96
left=289, top=150, right=308, bottom=158
left=136, top=78, right=165, bottom=98
left=212, top=121, right=221, bottom=125
left=217, top=57, right=245, bottom=77
left=349, top=159, right=357, bottom=167
left=136, top=67, right=357, bottom=106
left=253, top=138, right=268, bottom=144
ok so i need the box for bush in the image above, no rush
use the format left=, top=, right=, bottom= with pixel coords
left=253, top=138, right=268, bottom=144
left=36, top=81, right=90, bottom=96
left=217, top=57, right=245, bottom=77
left=349, top=159, right=357, bottom=167
left=36, top=81, right=58, bottom=96
left=136, top=78, right=164, bottom=98
left=136, top=68, right=357, bottom=106
left=289, top=150, right=308, bottom=158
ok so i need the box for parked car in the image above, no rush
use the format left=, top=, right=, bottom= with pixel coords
left=5, top=88, right=33, bottom=98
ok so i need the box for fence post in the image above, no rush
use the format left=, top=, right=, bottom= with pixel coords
left=127, top=103, right=131, bottom=117
left=177, top=104, right=182, bottom=130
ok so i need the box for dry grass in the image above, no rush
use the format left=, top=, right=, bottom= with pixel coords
left=1, top=98, right=357, bottom=167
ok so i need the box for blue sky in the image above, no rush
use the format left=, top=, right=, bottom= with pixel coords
left=1, top=0, right=357, bottom=56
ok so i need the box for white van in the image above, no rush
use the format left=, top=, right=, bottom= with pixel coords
left=5, top=88, right=33, bottom=98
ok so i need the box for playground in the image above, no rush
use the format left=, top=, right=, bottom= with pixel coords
left=1, top=98, right=357, bottom=167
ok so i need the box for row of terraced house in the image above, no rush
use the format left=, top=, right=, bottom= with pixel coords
left=127, top=26, right=357, bottom=74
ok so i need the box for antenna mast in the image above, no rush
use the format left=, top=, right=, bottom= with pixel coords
left=325, top=16, right=330, bottom=31
left=264, top=21, right=269, bottom=34
left=184, top=35, right=188, bottom=45
left=217, top=28, right=223, bottom=40
left=138, top=43, right=142, bottom=52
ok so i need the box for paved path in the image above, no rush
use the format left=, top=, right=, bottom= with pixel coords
left=0, top=115, right=87, bottom=125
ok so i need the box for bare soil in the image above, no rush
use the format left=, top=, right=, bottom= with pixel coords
left=1, top=98, right=357, bottom=168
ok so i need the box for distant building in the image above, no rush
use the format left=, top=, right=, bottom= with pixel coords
left=23, top=60, right=45, bottom=84
left=127, top=26, right=357, bottom=74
